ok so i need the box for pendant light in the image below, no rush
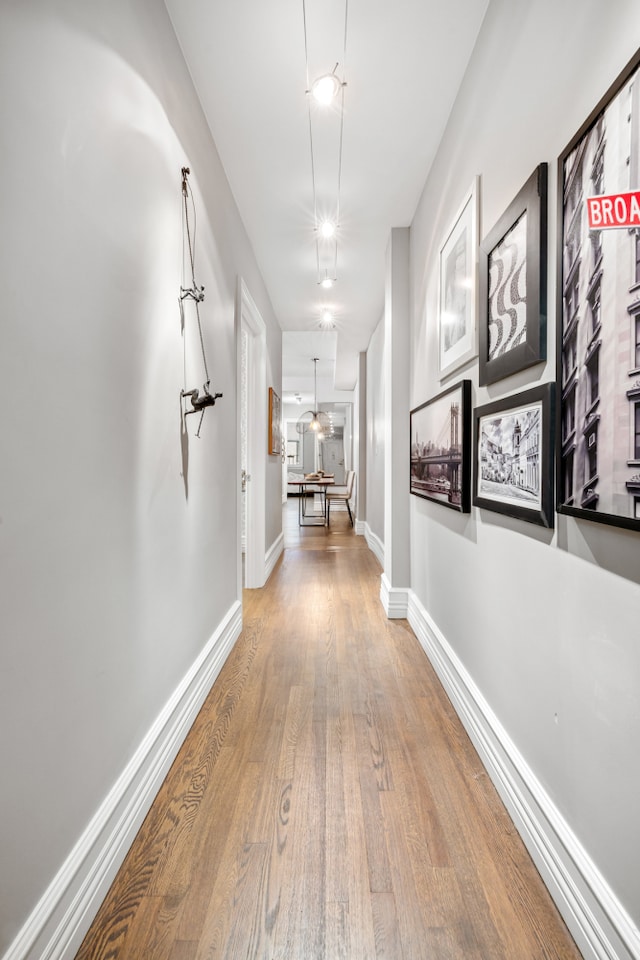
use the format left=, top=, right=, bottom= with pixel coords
left=296, top=358, right=332, bottom=437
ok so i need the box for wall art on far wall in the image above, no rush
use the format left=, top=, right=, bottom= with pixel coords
left=557, top=47, right=640, bottom=532
left=473, top=383, right=555, bottom=527
left=479, top=163, right=548, bottom=386
left=410, top=379, right=471, bottom=512
left=268, top=387, right=281, bottom=456
left=438, top=178, right=480, bottom=380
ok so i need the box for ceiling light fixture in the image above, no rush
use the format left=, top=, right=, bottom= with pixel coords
left=320, top=272, right=334, bottom=289
left=320, top=220, right=336, bottom=239
left=296, top=358, right=332, bottom=436
left=311, top=67, right=342, bottom=105
left=303, top=0, right=348, bottom=296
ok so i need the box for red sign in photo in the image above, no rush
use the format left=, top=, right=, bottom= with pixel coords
left=586, top=190, right=640, bottom=229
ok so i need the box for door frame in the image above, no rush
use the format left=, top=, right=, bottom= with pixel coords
left=236, top=278, right=267, bottom=594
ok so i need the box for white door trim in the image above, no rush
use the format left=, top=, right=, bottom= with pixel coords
left=237, top=278, right=267, bottom=592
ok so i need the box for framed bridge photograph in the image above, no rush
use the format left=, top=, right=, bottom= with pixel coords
left=410, top=379, right=471, bottom=512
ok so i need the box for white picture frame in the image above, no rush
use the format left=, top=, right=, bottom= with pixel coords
left=438, top=177, right=480, bottom=380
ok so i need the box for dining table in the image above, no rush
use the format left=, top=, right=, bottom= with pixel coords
left=287, top=474, right=335, bottom=526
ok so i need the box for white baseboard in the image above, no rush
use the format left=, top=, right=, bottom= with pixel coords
left=407, top=590, right=640, bottom=960
left=265, top=532, right=284, bottom=582
left=380, top=573, right=409, bottom=619
left=362, top=521, right=384, bottom=568
left=4, top=602, right=243, bottom=960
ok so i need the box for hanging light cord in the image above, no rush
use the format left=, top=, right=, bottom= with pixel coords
left=335, top=0, right=348, bottom=280
left=313, top=356, right=318, bottom=414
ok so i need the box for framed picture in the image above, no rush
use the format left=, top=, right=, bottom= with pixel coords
left=438, top=178, right=480, bottom=380
left=479, top=164, right=548, bottom=386
left=557, top=48, right=640, bottom=532
left=473, top=383, right=555, bottom=527
left=410, top=379, right=472, bottom=512
left=268, top=387, right=281, bottom=456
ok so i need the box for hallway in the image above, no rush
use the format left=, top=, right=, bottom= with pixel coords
left=75, top=502, right=582, bottom=960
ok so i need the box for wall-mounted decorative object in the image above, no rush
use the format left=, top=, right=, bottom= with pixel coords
left=479, top=164, right=547, bottom=386
left=557, top=48, right=640, bottom=532
left=179, top=167, right=222, bottom=436
left=473, top=383, right=555, bottom=527
left=438, top=178, right=480, bottom=380
left=410, top=380, right=472, bottom=512
left=268, top=387, right=282, bottom=456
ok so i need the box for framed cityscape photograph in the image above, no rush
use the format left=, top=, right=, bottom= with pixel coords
left=479, top=164, right=548, bottom=386
left=473, top=383, right=555, bottom=527
left=557, top=48, right=640, bottom=532
left=410, top=379, right=472, bottom=512
left=438, top=178, right=480, bottom=380
left=268, top=387, right=281, bottom=456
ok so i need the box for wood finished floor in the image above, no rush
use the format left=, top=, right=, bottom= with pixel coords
left=75, top=500, right=583, bottom=960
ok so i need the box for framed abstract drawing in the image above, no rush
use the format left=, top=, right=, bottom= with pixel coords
left=410, top=379, right=472, bottom=512
left=268, top=387, right=282, bottom=456
left=479, top=164, right=548, bottom=386
left=438, top=178, right=480, bottom=380
left=556, top=47, right=640, bottom=532
left=473, top=383, right=555, bottom=528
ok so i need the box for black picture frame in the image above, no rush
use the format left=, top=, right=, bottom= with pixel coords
left=410, top=379, right=471, bottom=512
left=479, top=164, right=548, bottom=386
left=556, top=48, right=640, bottom=533
left=473, top=383, right=555, bottom=528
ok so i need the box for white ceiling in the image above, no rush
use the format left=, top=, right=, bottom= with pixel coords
left=165, top=0, right=489, bottom=399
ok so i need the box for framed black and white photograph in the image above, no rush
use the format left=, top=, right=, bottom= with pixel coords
left=438, top=178, right=479, bottom=380
left=410, top=380, right=471, bottom=512
left=557, top=48, right=640, bottom=533
left=473, top=383, right=555, bottom=527
left=479, top=164, right=547, bottom=386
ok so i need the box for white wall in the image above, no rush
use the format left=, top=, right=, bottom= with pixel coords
left=365, top=315, right=386, bottom=544
left=0, top=0, right=281, bottom=954
left=408, top=0, right=640, bottom=949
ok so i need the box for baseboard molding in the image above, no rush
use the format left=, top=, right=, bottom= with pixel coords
left=407, top=590, right=640, bottom=960
left=380, top=573, right=409, bottom=619
left=362, top=521, right=384, bottom=569
left=265, top=531, right=284, bottom=582
left=4, top=602, right=243, bottom=960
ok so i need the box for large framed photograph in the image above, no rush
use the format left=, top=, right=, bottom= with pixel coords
left=410, top=380, right=471, bottom=512
left=438, top=178, right=479, bottom=380
left=473, top=383, right=555, bottom=527
left=557, top=48, right=640, bottom=532
left=479, top=164, right=548, bottom=386
left=268, top=387, right=281, bottom=456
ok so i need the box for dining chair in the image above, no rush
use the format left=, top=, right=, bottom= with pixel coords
left=325, top=470, right=355, bottom=526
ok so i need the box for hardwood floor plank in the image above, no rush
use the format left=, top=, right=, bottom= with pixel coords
left=370, top=890, right=404, bottom=960
left=193, top=842, right=268, bottom=960
left=168, top=941, right=198, bottom=960
left=358, top=774, right=393, bottom=894
left=325, top=900, right=351, bottom=960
